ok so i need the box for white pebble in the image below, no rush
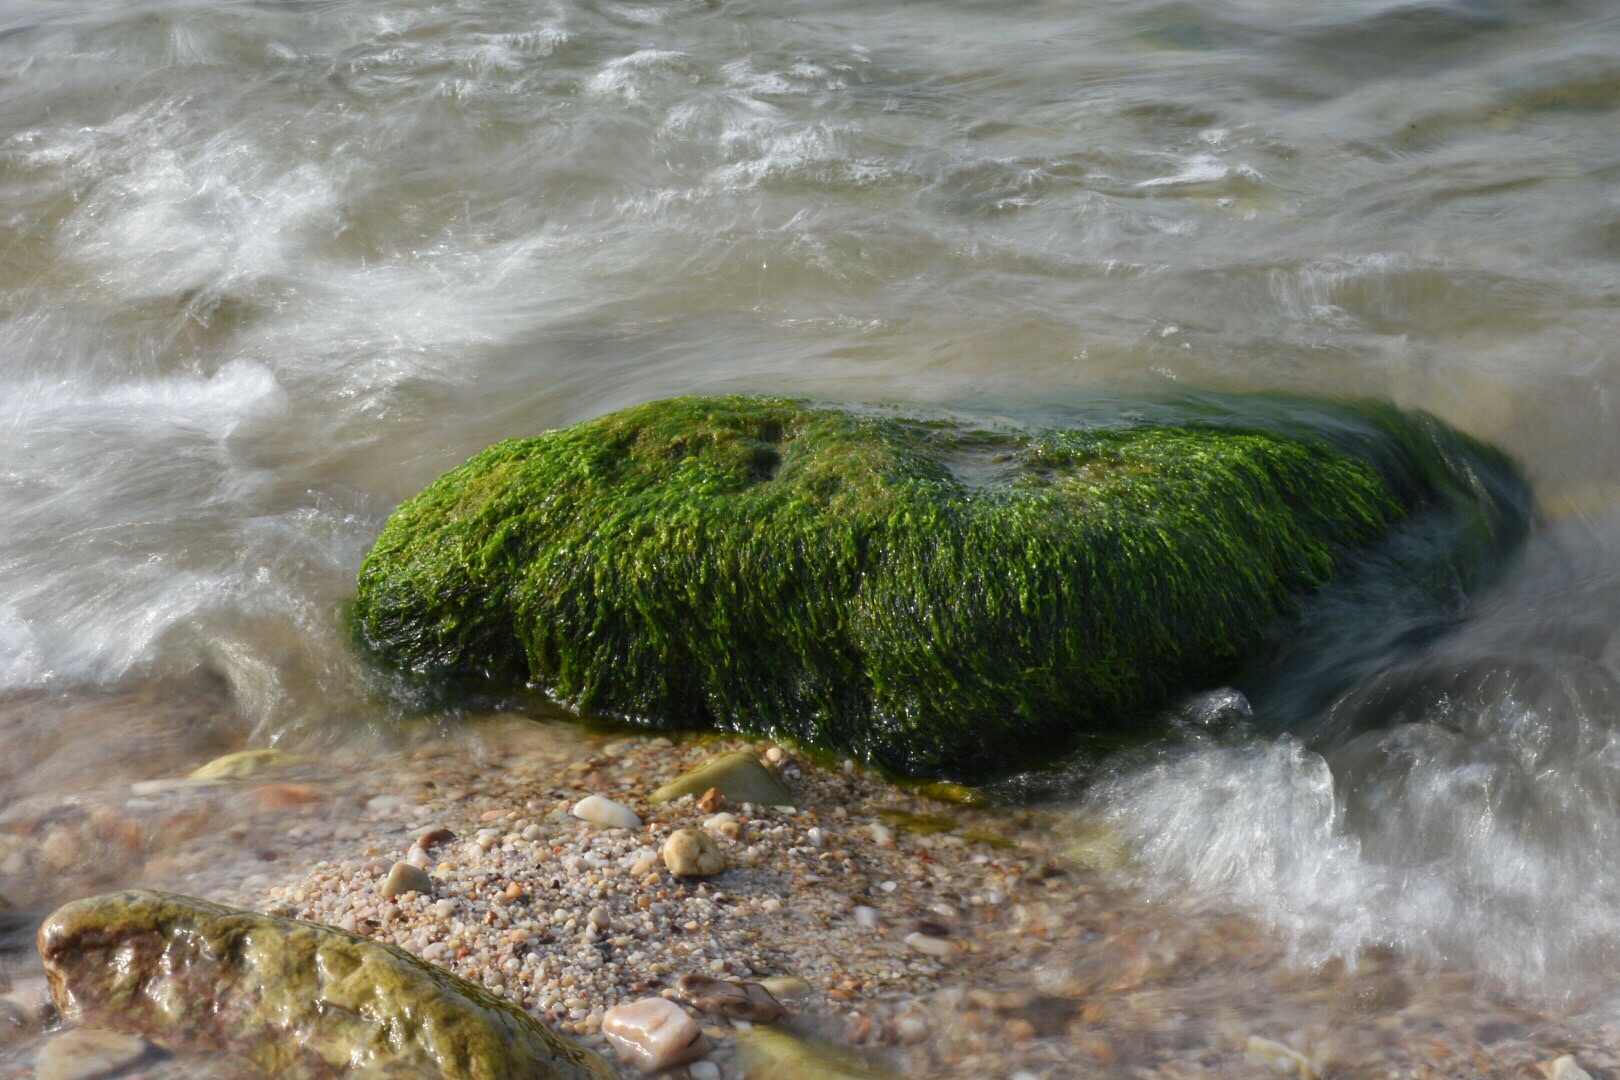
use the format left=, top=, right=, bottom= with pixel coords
left=853, top=905, right=880, bottom=929
left=602, top=998, right=707, bottom=1073
left=903, top=932, right=955, bottom=959
left=689, top=1062, right=721, bottom=1080
left=571, top=795, right=642, bottom=830
left=1552, top=1058, right=1594, bottom=1080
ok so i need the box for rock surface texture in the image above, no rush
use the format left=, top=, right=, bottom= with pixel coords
left=36, top=889, right=613, bottom=1080
left=353, top=394, right=1526, bottom=776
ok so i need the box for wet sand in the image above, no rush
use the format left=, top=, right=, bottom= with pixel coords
left=3, top=701, right=1618, bottom=1078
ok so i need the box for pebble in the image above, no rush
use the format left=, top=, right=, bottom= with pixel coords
left=689, top=1062, right=721, bottom=1080
left=1246, top=1035, right=1319, bottom=1079
left=1552, top=1057, right=1595, bottom=1080
left=587, top=906, right=612, bottom=931
left=853, top=906, right=880, bottom=930
left=759, top=975, right=811, bottom=1001
left=674, top=974, right=786, bottom=1022
left=663, top=829, right=726, bottom=877
left=903, top=932, right=955, bottom=959
left=571, top=795, right=642, bottom=830
left=35, top=1028, right=148, bottom=1080
left=696, top=787, right=725, bottom=814
left=764, top=746, right=786, bottom=765
left=649, top=751, right=793, bottom=807
left=602, top=997, right=707, bottom=1073
left=381, top=861, right=435, bottom=898
left=416, top=827, right=455, bottom=848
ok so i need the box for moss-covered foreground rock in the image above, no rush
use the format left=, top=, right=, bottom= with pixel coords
left=354, top=395, right=1525, bottom=775
left=37, top=889, right=613, bottom=1080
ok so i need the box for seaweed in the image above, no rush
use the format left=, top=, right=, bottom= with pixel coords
left=353, top=395, right=1523, bottom=777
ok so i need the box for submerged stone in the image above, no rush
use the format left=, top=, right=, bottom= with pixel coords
left=189, top=750, right=298, bottom=781
left=733, top=1026, right=896, bottom=1080
left=352, top=394, right=1527, bottom=776
left=649, top=752, right=793, bottom=807
left=35, top=1028, right=149, bottom=1080
left=37, top=890, right=613, bottom=1080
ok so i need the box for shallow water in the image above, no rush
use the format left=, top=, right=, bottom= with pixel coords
left=4, top=0, right=1620, bottom=1048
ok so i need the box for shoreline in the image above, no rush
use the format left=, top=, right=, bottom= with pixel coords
left=3, top=712, right=1619, bottom=1078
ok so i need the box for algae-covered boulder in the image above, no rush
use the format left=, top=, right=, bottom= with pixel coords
left=353, top=395, right=1525, bottom=775
left=37, top=889, right=613, bottom=1080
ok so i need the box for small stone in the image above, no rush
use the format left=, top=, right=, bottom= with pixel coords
left=674, top=974, right=785, bottom=1022
left=1246, top=1035, right=1318, bottom=1080
left=189, top=749, right=296, bottom=780
left=902, top=932, right=955, bottom=959
left=1552, top=1057, right=1594, bottom=1080
left=696, top=788, right=725, bottom=814
left=868, top=823, right=894, bottom=847
left=571, top=795, right=642, bottom=830
left=702, top=813, right=740, bottom=839
left=689, top=1062, right=721, bottom=1080
left=758, top=976, right=811, bottom=1001
left=649, top=752, right=793, bottom=807
left=587, top=907, right=612, bottom=931
left=734, top=1026, right=890, bottom=1079
left=35, top=1028, right=148, bottom=1080
left=894, top=1014, right=928, bottom=1045
left=382, top=862, right=435, bottom=898
left=853, top=906, right=879, bottom=930
left=663, top=830, right=726, bottom=877
left=417, top=827, right=456, bottom=848
left=764, top=746, right=786, bottom=765
left=602, top=997, right=707, bottom=1074
left=503, top=883, right=525, bottom=902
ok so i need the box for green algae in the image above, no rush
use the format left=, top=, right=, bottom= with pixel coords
left=353, top=394, right=1524, bottom=777
left=648, top=750, right=795, bottom=806
left=37, top=890, right=613, bottom=1080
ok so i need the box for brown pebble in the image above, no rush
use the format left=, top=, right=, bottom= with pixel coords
left=696, top=787, right=726, bottom=814
left=417, top=828, right=456, bottom=848
left=673, top=975, right=785, bottom=1022
left=503, top=882, right=525, bottom=901
left=480, top=809, right=509, bottom=823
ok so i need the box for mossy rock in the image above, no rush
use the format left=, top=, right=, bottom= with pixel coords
left=37, top=890, right=613, bottom=1080
left=353, top=394, right=1525, bottom=776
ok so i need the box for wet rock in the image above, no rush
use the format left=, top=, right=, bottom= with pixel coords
left=37, top=889, right=612, bottom=1079
left=353, top=395, right=1525, bottom=776
left=570, top=795, right=642, bottom=830
left=759, top=975, right=811, bottom=1001
left=35, top=1028, right=149, bottom=1080
left=663, top=829, right=725, bottom=877
left=1551, top=1057, right=1594, bottom=1080
left=190, top=749, right=299, bottom=780
left=902, top=932, right=955, bottom=959
left=650, top=752, right=792, bottom=808
left=913, top=781, right=986, bottom=807
left=600, top=997, right=707, bottom=1074
left=1246, top=1035, right=1318, bottom=1079
left=734, top=1026, right=895, bottom=1079
left=674, top=974, right=786, bottom=1021
left=382, top=861, right=435, bottom=898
